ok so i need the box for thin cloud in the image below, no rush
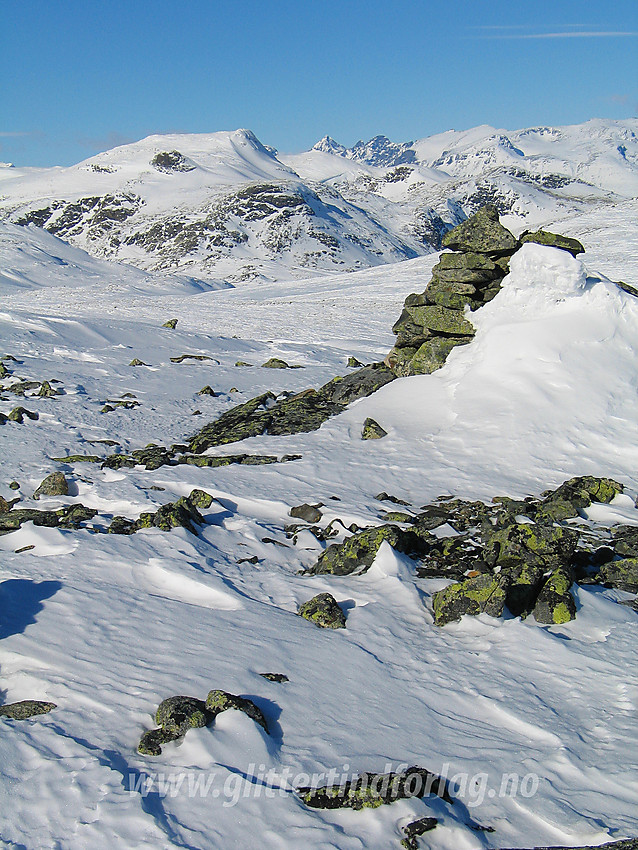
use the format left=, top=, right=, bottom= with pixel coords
left=477, top=30, right=638, bottom=39
left=77, top=131, right=136, bottom=151
left=0, top=131, right=37, bottom=138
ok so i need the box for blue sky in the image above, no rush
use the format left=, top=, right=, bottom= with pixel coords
left=2, top=0, right=637, bottom=166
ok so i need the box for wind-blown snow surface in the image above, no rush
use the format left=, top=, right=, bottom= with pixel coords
left=0, top=220, right=637, bottom=850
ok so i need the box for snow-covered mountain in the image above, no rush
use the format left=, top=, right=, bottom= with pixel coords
left=1, top=119, right=636, bottom=282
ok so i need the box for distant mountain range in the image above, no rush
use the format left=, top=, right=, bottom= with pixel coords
left=0, top=119, right=636, bottom=282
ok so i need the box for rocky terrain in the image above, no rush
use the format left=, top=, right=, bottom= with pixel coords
left=0, top=138, right=637, bottom=850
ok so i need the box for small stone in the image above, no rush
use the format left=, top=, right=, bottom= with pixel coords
left=37, top=380, right=61, bottom=398
left=289, top=503, right=323, bottom=523
left=198, top=385, right=218, bottom=396
left=298, top=592, right=346, bottom=629
left=401, top=817, right=438, bottom=849
left=9, top=481, right=20, bottom=490
left=129, top=358, right=148, bottom=366
left=347, top=356, right=363, bottom=367
left=361, top=417, right=387, bottom=439
left=441, top=205, right=519, bottom=255
left=262, top=357, right=291, bottom=369
left=8, top=407, right=38, bottom=423
left=162, top=318, right=178, bottom=329
left=0, top=700, right=56, bottom=720
left=235, top=361, right=253, bottom=367
left=259, top=673, right=289, bottom=683
left=375, top=492, right=410, bottom=506
left=192, top=409, right=202, bottom=415
left=33, top=472, right=69, bottom=500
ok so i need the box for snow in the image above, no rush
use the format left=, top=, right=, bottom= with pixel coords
left=0, top=126, right=637, bottom=849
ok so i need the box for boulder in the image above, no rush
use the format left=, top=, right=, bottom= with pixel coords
left=520, top=230, right=584, bottom=256
left=0, top=700, right=56, bottom=720
left=156, top=695, right=210, bottom=736
left=533, top=568, right=577, bottom=624
left=441, top=205, right=519, bottom=255
left=162, top=318, right=178, bottom=328
left=596, top=558, right=638, bottom=593
left=402, top=818, right=438, bottom=850
left=432, top=573, right=509, bottom=626
left=298, top=592, right=346, bottom=629
left=33, top=472, right=69, bottom=500
left=310, top=524, right=430, bottom=576
left=289, top=503, right=323, bottom=523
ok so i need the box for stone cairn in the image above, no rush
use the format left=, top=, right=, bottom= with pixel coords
left=385, top=205, right=583, bottom=377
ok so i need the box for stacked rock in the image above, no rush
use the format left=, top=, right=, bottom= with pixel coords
left=385, top=205, right=519, bottom=377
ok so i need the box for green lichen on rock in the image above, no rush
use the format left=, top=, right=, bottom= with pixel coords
left=162, top=318, right=178, bottom=329
left=129, top=358, right=148, bottom=366
left=33, top=471, right=69, bottom=500
left=596, top=558, right=638, bottom=593
left=7, top=406, right=39, bottom=423
left=205, top=689, right=269, bottom=732
left=519, top=229, right=584, bottom=256
left=0, top=700, right=57, bottom=720
left=155, top=695, right=210, bottom=735
left=187, top=488, right=216, bottom=509
left=361, top=417, right=387, bottom=439
left=297, top=765, right=451, bottom=810
left=51, top=455, right=101, bottom=464
left=538, top=475, right=623, bottom=521
left=262, top=357, right=291, bottom=369
left=310, top=524, right=430, bottom=576
left=298, top=592, right=346, bottom=629
left=441, top=205, right=519, bottom=255
left=612, top=526, right=638, bottom=558
left=289, top=503, right=323, bottom=523
left=188, top=364, right=395, bottom=452
left=432, top=573, right=509, bottom=625
left=37, top=380, right=62, bottom=398
left=533, top=568, right=577, bottom=624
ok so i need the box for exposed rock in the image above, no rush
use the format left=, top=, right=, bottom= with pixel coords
left=51, top=455, right=100, bottom=463
left=129, top=358, right=148, bottom=366
left=259, top=673, right=289, bottom=683
left=5, top=380, right=41, bottom=395
left=361, top=417, right=387, bottom=439
left=611, top=526, right=638, bottom=557
left=262, top=357, right=292, bottom=369
left=538, top=475, right=623, bottom=521
left=170, top=353, right=218, bottom=363
left=520, top=229, right=584, bottom=256
left=37, top=380, right=62, bottom=398
left=33, top=472, right=69, bottom=500
left=198, top=385, right=218, bottom=396
left=0, top=700, right=57, bottom=720
left=297, top=765, right=451, bottom=810
left=205, top=689, right=269, bottom=732
left=432, top=573, right=509, bottom=626
left=347, top=356, right=363, bottom=367
left=151, top=151, right=195, bottom=173
left=298, top=592, right=346, bottom=629
left=533, top=568, right=577, bottom=624
left=156, top=695, right=210, bottom=735
left=401, top=817, right=438, bottom=849
left=375, top=492, right=411, bottom=506
left=596, top=558, right=638, bottom=593
left=187, top=488, right=217, bottom=509
left=0, top=505, right=96, bottom=535
left=289, top=503, right=323, bottom=523
left=309, top=524, right=430, bottom=576
left=7, top=406, right=39, bottom=423
left=441, top=204, right=519, bottom=255
left=188, top=363, right=395, bottom=452
left=137, top=728, right=177, bottom=756
left=162, top=318, right=178, bottom=329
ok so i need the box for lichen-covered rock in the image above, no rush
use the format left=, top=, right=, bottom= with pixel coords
left=596, top=558, right=638, bottom=593
left=483, top=521, right=578, bottom=570
left=612, top=526, right=638, bottom=558
left=262, top=357, right=291, bottom=369
left=401, top=817, right=438, bottom=849
left=0, top=700, right=56, bottom=719
left=197, top=385, right=218, bottom=396
left=137, top=728, right=177, bottom=756
left=361, top=417, right=387, bottom=439
left=37, top=380, right=62, bottom=398
left=188, top=489, right=216, bottom=509
left=298, top=592, right=346, bottom=629
left=520, top=229, right=584, bottom=256
left=310, top=524, right=430, bottom=576
left=205, top=689, right=269, bottom=732
left=432, top=573, right=509, bottom=625
left=259, top=672, right=289, bottom=683
left=156, top=695, right=210, bottom=735
left=297, top=765, right=451, bottom=810
left=33, top=472, right=69, bottom=500
left=533, top=568, right=577, bottom=624
left=8, top=406, right=39, bottom=423
left=162, top=318, right=178, bottom=329
left=441, top=205, right=519, bottom=255
left=188, top=364, right=395, bottom=452
left=538, top=475, right=623, bottom=521
left=129, top=358, right=148, bottom=366
left=289, top=503, right=323, bottom=523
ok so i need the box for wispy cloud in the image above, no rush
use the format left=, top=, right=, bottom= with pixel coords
left=0, top=131, right=37, bottom=138
left=475, top=30, right=638, bottom=40
left=77, top=131, right=137, bottom=151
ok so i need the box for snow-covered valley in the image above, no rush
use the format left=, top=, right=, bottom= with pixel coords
left=0, top=121, right=637, bottom=850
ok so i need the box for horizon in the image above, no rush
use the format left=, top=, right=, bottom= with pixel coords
left=3, top=0, right=637, bottom=168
